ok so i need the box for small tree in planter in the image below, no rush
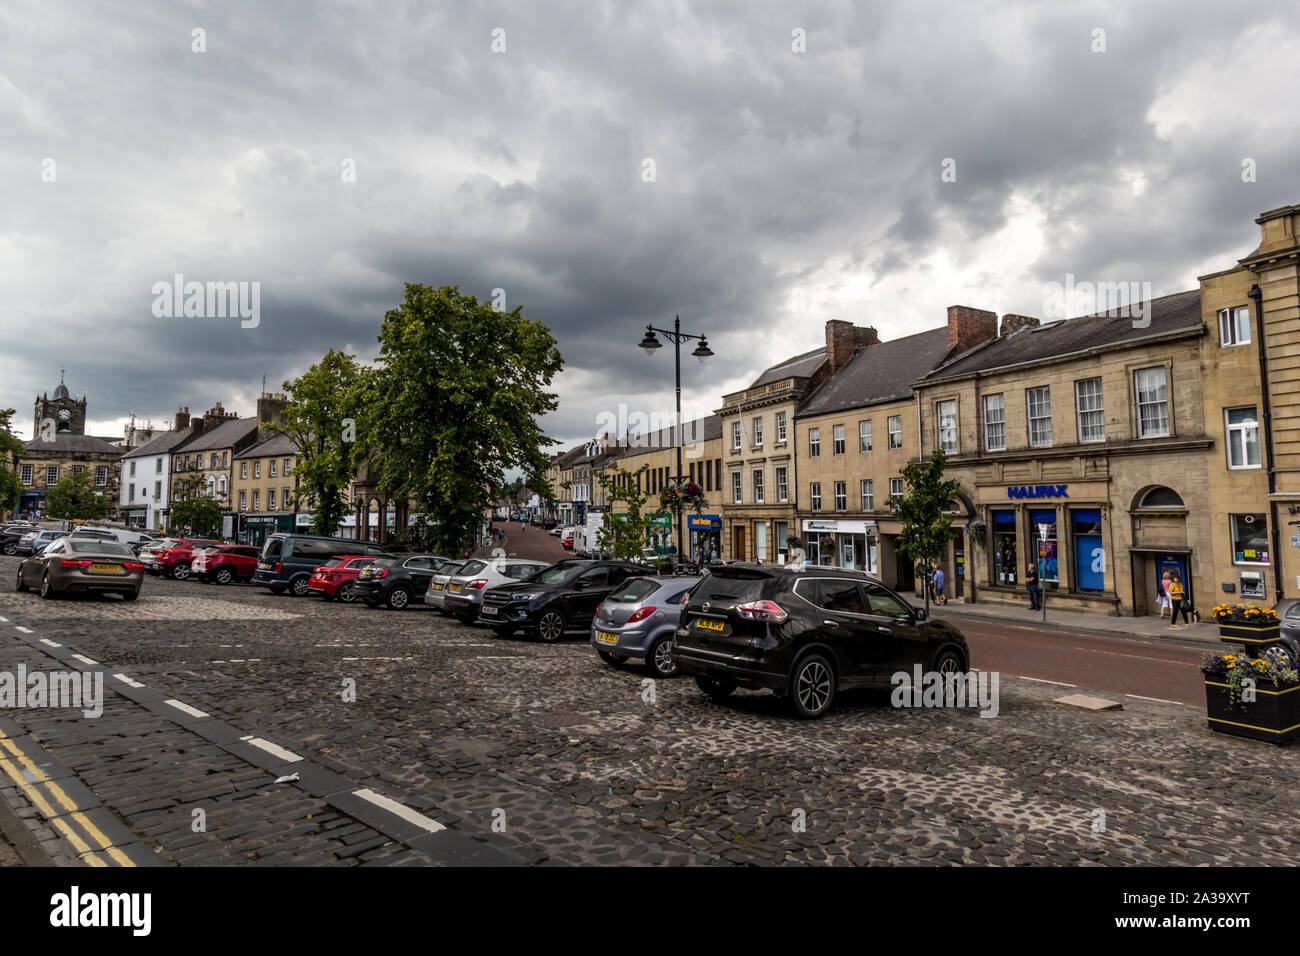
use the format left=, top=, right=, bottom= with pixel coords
left=890, top=449, right=961, bottom=613
left=1201, top=650, right=1300, bottom=744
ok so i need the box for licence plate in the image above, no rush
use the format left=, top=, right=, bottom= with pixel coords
left=259, top=563, right=270, bottom=569
left=90, top=564, right=120, bottom=573
left=432, top=583, right=443, bottom=590
left=449, top=584, right=462, bottom=592
left=595, top=631, right=618, bottom=645
left=481, top=605, right=497, bottom=616
left=695, top=618, right=725, bottom=632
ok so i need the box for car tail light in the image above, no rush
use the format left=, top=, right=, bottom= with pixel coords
left=371, top=569, right=388, bottom=579
left=156, top=549, right=173, bottom=558
left=627, top=607, right=655, bottom=624
left=467, top=579, right=488, bottom=589
left=123, top=562, right=145, bottom=570
left=61, top=559, right=93, bottom=567
left=680, top=592, right=691, bottom=609
left=273, top=562, right=282, bottom=574
left=735, top=600, right=788, bottom=623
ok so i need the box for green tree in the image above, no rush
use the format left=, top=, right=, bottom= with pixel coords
left=272, top=350, right=369, bottom=537
left=889, top=449, right=961, bottom=613
left=168, top=468, right=224, bottom=538
left=361, top=284, right=563, bottom=555
left=45, top=470, right=112, bottom=522
left=0, top=409, right=25, bottom=517
left=594, top=463, right=651, bottom=559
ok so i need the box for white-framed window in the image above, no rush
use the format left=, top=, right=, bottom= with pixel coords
left=1075, top=378, right=1105, bottom=443
left=983, top=394, right=1005, bottom=451
left=253, top=461, right=261, bottom=478
left=752, top=469, right=764, bottom=503
left=936, top=400, right=957, bottom=454
left=1231, top=513, right=1269, bottom=565
left=731, top=421, right=742, bottom=450
left=832, top=424, right=845, bottom=455
left=1134, top=367, right=1170, bottom=438
left=810, top=482, right=822, bottom=511
left=859, top=420, right=871, bottom=452
left=889, top=477, right=904, bottom=498
left=731, top=472, right=742, bottom=504
left=217, top=475, right=227, bottom=497
left=888, top=416, right=902, bottom=449
left=269, top=460, right=276, bottom=478
left=128, top=484, right=134, bottom=501
left=776, top=411, right=787, bottom=442
left=1027, top=387, right=1052, bottom=447
left=1226, top=406, right=1261, bottom=469
left=210, top=453, right=218, bottom=469
left=129, top=460, right=136, bottom=476
left=154, top=481, right=161, bottom=501
left=20, top=464, right=32, bottom=484
left=809, top=428, right=821, bottom=457
left=72, top=465, right=85, bottom=475
left=240, top=462, right=248, bottom=478
left=860, top=479, right=874, bottom=511
left=46, top=466, right=59, bottom=484
left=268, top=490, right=276, bottom=511
left=1219, top=306, right=1251, bottom=346
left=776, top=466, right=788, bottom=502
left=155, top=457, right=162, bottom=473
left=834, top=481, right=847, bottom=510
left=239, top=490, right=247, bottom=510
left=752, top=417, right=763, bottom=447
left=284, top=458, right=292, bottom=475
left=252, top=490, right=260, bottom=510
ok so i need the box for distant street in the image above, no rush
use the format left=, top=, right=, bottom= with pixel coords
left=491, top=520, right=570, bottom=563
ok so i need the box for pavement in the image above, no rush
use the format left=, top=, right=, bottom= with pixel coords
left=928, top=597, right=1222, bottom=645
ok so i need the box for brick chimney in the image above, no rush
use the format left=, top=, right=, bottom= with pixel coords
left=825, top=320, right=880, bottom=376
left=202, top=401, right=238, bottom=431
left=257, top=392, right=289, bottom=437
left=1000, top=313, right=1040, bottom=336
left=174, top=406, right=191, bottom=431
left=947, top=306, right=999, bottom=353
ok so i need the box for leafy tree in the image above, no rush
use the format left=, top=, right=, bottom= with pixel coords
left=0, top=409, right=25, bottom=517
left=889, top=449, right=961, bottom=613
left=168, top=468, right=224, bottom=538
left=272, top=350, right=369, bottom=537
left=361, top=284, right=563, bottom=556
left=594, top=463, right=651, bottom=559
left=45, top=470, right=112, bottom=522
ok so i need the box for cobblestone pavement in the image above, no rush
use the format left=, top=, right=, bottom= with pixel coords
left=1, top=554, right=1298, bottom=866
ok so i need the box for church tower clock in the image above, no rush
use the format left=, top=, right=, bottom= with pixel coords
left=33, top=370, right=87, bottom=436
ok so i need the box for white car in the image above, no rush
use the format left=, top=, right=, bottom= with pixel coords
left=422, top=561, right=468, bottom=612
left=442, top=558, right=549, bottom=622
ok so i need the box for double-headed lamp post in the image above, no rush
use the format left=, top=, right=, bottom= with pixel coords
left=638, top=315, right=714, bottom=562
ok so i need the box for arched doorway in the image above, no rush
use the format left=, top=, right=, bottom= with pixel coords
left=1129, top=485, right=1191, bottom=617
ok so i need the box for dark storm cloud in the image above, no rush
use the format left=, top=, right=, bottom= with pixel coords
left=1, top=0, right=1297, bottom=449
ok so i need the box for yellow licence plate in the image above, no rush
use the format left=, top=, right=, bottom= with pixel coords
left=449, top=584, right=462, bottom=591
left=695, top=618, right=724, bottom=632
left=91, top=564, right=120, bottom=572
left=596, top=632, right=618, bottom=645
left=433, top=583, right=443, bottom=590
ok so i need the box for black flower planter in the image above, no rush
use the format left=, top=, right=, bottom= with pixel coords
left=1204, top=679, right=1300, bottom=745
left=1217, top=621, right=1282, bottom=650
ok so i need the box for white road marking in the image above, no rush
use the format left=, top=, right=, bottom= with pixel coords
left=1127, top=694, right=1183, bottom=705
left=1019, top=676, right=1076, bottom=687
left=113, top=674, right=145, bottom=689
left=239, top=736, right=302, bottom=763
left=353, top=789, right=446, bottom=833
left=15, top=626, right=34, bottom=634
left=164, top=699, right=208, bottom=719
left=39, top=638, right=61, bottom=648
left=0, top=615, right=8, bottom=622
left=71, top=654, right=99, bottom=666
left=1072, top=646, right=1185, bottom=665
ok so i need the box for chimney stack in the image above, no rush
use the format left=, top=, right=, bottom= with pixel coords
left=825, top=320, right=880, bottom=376
left=257, top=391, right=289, bottom=438
left=947, top=306, right=999, bottom=353
left=1000, top=313, right=1040, bottom=337
left=175, top=406, right=191, bottom=431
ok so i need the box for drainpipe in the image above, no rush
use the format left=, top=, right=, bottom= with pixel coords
left=1248, top=284, right=1284, bottom=600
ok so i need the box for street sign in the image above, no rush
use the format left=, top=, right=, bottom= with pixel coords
left=1038, top=523, right=1049, bottom=541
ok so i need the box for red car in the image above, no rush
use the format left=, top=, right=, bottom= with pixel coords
left=193, top=544, right=263, bottom=585
left=307, top=556, right=383, bottom=603
left=142, top=538, right=224, bottom=580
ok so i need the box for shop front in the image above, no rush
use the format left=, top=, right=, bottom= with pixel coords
left=242, top=513, right=295, bottom=546
left=801, top=519, right=878, bottom=574
left=687, top=513, right=721, bottom=560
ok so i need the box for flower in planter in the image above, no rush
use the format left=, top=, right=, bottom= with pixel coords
left=1211, top=603, right=1280, bottom=625
left=1202, top=651, right=1299, bottom=709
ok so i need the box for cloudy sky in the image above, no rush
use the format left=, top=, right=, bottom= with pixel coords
left=2, top=0, right=1298, bottom=451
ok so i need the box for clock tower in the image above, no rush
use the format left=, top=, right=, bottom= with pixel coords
left=33, top=370, right=87, bottom=437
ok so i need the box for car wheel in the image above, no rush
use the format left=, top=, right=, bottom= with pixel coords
left=1263, top=644, right=1293, bottom=670
left=386, top=587, right=411, bottom=610
left=933, top=646, right=966, bottom=680
left=15, top=567, right=27, bottom=592
left=290, top=576, right=311, bottom=598
left=170, top=562, right=191, bottom=581
left=695, top=675, right=737, bottom=701
left=122, top=590, right=139, bottom=602
left=214, top=567, right=234, bottom=585
left=40, top=571, right=56, bottom=600
left=338, top=582, right=356, bottom=603
left=536, top=609, right=566, bottom=643
left=2, top=542, right=16, bottom=555
left=598, top=650, right=628, bottom=666
left=789, top=653, right=835, bottom=718
left=646, top=635, right=679, bottom=678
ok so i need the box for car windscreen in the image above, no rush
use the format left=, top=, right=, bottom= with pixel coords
left=694, top=568, right=773, bottom=604
left=528, top=563, right=584, bottom=585
left=67, top=540, right=132, bottom=556
left=260, top=538, right=282, bottom=559
left=607, top=578, right=658, bottom=603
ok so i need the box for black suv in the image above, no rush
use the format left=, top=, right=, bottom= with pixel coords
left=674, top=564, right=970, bottom=718
left=353, top=554, right=450, bottom=609
left=1, top=524, right=37, bottom=555
left=480, top=559, right=645, bottom=642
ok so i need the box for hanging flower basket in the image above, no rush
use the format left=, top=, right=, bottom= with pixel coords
left=659, top=482, right=708, bottom=515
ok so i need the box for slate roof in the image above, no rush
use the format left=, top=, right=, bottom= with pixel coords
left=235, top=432, right=299, bottom=459
left=22, top=433, right=121, bottom=455
left=751, top=347, right=827, bottom=388
left=173, top=417, right=259, bottom=452
left=796, top=328, right=952, bottom=418
left=625, top=414, right=722, bottom=453
left=121, top=428, right=191, bottom=459
left=921, top=289, right=1203, bottom=383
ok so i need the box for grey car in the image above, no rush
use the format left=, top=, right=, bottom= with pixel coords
left=443, top=558, right=549, bottom=623
left=423, top=561, right=467, bottom=612
left=14, top=529, right=69, bottom=555
left=591, top=575, right=697, bottom=677
left=1273, top=599, right=1300, bottom=660
left=16, top=537, right=144, bottom=600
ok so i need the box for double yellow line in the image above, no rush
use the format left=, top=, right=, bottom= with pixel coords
left=0, top=731, right=135, bottom=867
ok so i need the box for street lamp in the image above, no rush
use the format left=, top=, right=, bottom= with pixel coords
left=637, top=315, right=714, bottom=563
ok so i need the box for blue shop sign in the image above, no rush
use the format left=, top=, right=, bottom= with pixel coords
left=688, top=514, right=721, bottom=530
left=1007, top=484, right=1068, bottom=499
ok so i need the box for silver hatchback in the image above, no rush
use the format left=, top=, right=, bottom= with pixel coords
left=591, top=575, right=697, bottom=677
left=443, top=558, right=549, bottom=622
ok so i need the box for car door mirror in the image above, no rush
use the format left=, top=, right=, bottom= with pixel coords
left=914, top=608, right=927, bottom=623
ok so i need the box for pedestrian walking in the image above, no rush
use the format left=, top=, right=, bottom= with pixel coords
left=932, top=563, right=947, bottom=606
left=1025, top=563, right=1039, bottom=610
left=520, top=519, right=526, bottom=533
left=1168, top=573, right=1188, bottom=627
left=1157, top=570, right=1172, bottom=618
